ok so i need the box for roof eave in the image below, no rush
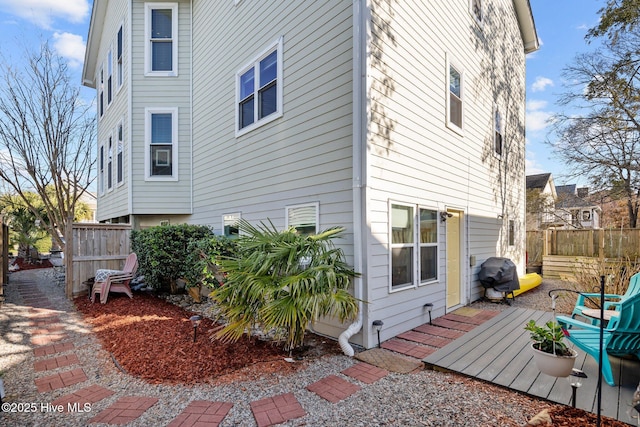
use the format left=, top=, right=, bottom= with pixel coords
left=513, top=0, right=540, bottom=54
left=82, top=0, right=107, bottom=89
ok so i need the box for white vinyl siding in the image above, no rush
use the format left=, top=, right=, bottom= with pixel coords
left=366, top=0, right=527, bottom=338
left=145, top=3, right=178, bottom=76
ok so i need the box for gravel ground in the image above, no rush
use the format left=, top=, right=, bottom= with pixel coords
left=1, top=270, right=570, bottom=426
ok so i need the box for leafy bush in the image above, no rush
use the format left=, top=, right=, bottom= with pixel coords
left=209, top=220, right=360, bottom=351
left=184, top=235, right=238, bottom=288
left=131, top=224, right=214, bottom=291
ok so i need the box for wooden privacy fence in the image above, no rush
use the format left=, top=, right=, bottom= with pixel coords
left=65, top=223, right=132, bottom=298
left=527, top=229, right=640, bottom=280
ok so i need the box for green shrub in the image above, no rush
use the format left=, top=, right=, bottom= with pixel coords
left=131, top=224, right=214, bottom=291
left=184, top=235, right=238, bottom=288
left=209, top=220, right=360, bottom=351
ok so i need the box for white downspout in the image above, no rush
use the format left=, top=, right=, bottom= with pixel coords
left=339, top=0, right=366, bottom=357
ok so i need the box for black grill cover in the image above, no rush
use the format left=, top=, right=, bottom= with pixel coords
left=478, top=257, right=520, bottom=293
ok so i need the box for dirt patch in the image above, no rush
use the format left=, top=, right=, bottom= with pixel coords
left=74, top=292, right=342, bottom=384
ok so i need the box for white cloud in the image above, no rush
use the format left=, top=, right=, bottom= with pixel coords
left=0, top=0, right=89, bottom=29
left=526, top=100, right=548, bottom=111
left=525, top=156, right=546, bottom=176
left=531, top=76, right=554, bottom=92
left=53, top=32, right=85, bottom=69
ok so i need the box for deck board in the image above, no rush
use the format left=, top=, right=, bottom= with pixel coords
left=423, top=307, right=640, bottom=424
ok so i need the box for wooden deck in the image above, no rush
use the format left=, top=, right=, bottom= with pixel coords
left=423, top=307, right=640, bottom=425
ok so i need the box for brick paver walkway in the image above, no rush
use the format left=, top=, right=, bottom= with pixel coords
left=34, top=353, right=80, bottom=371
left=88, top=396, right=159, bottom=425
left=167, top=400, right=234, bottom=427
left=51, top=385, right=115, bottom=412
left=250, top=393, right=306, bottom=427
left=341, top=362, right=389, bottom=384
left=34, top=367, right=88, bottom=392
left=306, top=374, right=361, bottom=403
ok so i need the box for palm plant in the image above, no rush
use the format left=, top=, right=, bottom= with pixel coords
left=210, top=220, right=360, bottom=351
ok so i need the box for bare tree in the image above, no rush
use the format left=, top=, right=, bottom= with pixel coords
left=0, top=41, right=96, bottom=251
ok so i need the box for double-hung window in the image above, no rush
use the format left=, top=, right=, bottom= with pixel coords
left=447, top=60, right=463, bottom=130
left=99, top=145, right=105, bottom=195
left=494, top=108, right=503, bottom=156
left=470, top=0, right=482, bottom=24
left=145, top=3, right=178, bottom=76
left=107, top=135, right=113, bottom=190
left=98, top=67, right=104, bottom=117
left=117, top=25, right=124, bottom=88
left=146, top=107, right=178, bottom=179
left=236, top=37, right=283, bottom=135
left=107, top=46, right=113, bottom=105
left=286, top=203, right=318, bottom=236
left=117, top=121, right=124, bottom=185
left=390, top=203, right=439, bottom=291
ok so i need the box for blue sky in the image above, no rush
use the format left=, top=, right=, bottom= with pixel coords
left=0, top=0, right=606, bottom=187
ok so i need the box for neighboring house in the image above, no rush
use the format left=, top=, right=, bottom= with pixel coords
left=554, top=185, right=601, bottom=230
left=82, top=1, right=538, bottom=349
left=525, top=173, right=557, bottom=230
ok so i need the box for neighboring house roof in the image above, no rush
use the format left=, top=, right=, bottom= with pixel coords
left=555, top=185, right=600, bottom=209
left=526, top=173, right=551, bottom=190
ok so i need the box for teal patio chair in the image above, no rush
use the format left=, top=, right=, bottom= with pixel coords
left=557, top=292, right=640, bottom=386
left=571, top=272, right=640, bottom=323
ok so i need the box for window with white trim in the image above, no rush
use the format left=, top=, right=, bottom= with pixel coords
left=286, top=203, right=318, bottom=235
left=98, top=66, right=104, bottom=117
left=107, top=46, right=113, bottom=105
left=117, top=25, right=124, bottom=88
left=390, top=203, right=439, bottom=290
left=223, top=213, right=241, bottom=238
left=145, top=107, right=178, bottom=179
left=447, top=61, right=463, bottom=130
left=508, top=220, right=515, bottom=246
left=107, top=135, right=113, bottom=190
left=494, top=107, right=503, bottom=156
left=236, top=38, right=283, bottom=135
left=99, top=144, right=105, bottom=195
left=145, top=3, right=178, bottom=76
left=117, top=121, right=124, bottom=185
left=470, top=0, right=482, bottom=24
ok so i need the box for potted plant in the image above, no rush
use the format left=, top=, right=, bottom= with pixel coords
left=525, top=319, right=577, bottom=377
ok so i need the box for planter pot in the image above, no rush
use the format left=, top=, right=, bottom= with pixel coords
left=530, top=343, right=577, bottom=377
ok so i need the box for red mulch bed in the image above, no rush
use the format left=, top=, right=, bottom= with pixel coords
left=546, top=406, right=632, bottom=426
left=74, top=292, right=340, bottom=384
left=12, top=257, right=53, bottom=270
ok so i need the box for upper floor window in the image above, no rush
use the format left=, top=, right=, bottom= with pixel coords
left=494, top=108, right=503, bottom=156
left=99, top=66, right=104, bottom=117
left=145, top=3, right=178, bottom=76
left=448, top=61, right=463, bottom=130
left=99, top=144, right=105, bottom=195
left=107, top=46, right=113, bottom=105
left=236, top=37, right=283, bottom=136
left=117, top=25, right=124, bottom=88
left=286, top=203, right=318, bottom=236
left=470, top=0, right=482, bottom=24
left=145, top=107, right=178, bottom=179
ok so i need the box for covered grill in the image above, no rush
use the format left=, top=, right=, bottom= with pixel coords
left=478, top=257, right=520, bottom=303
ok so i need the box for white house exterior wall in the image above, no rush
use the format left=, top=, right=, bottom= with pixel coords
left=94, top=0, right=129, bottom=221
left=129, top=0, right=192, bottom=215
left=363, top=0, right=528, bottom=339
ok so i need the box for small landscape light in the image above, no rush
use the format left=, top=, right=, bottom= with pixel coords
left=424, top=303, right=433, bottom=325
left=568, top=368, right=587, bottom=408
left=372, top=320, right=384, bottom=348
left=189, top=315, right=202, bottom=343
